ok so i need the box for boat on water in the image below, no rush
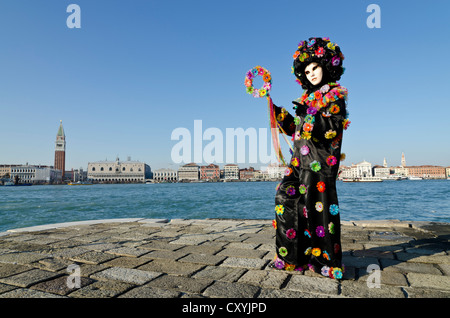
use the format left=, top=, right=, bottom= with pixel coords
left=67, top=181, right=92, bottom=185
left=407, top=176, right=423, bottom=180
left=342, top=177, right=383, bottom=182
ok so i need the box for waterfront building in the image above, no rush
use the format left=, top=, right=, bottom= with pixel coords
left=54, top=120, right=66, bottom=181
left=153, top=168, right=177, bottom=182
left=407, top=165, right=446, bottom=179
left=10, top=165, right=60, bottom=184
left=266, top=163, right=286, bottom=180
left=200, top=164, right=220, bottom=181
left=239, top=167, right=256, bottom=180
left=393, top=166, right=408, bottom=177
left=0, top=165, right=19, bottom=178
left=224, top=164, right=239, bottom=180
left=373, top=165, right=391, bottom=178
left=177, top=163, right=200, bottom=181
left=87, top=157, right=152, bottom=183
left=446, top=167, right=450, bottom=178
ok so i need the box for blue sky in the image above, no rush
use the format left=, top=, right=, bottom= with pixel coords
left=1, top=0, right=449, bottom=171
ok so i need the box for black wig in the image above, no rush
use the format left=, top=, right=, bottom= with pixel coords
left=293, top=37, right=345, bottom=92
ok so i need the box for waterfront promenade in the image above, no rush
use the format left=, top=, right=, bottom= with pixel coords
left=0, top=218, right=448, bottom=299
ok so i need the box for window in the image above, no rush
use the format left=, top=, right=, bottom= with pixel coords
left=122, top=167, right=126, bottom=171
left=92, top=167, right=96, bottom=171
left=109, top=167, right=112, bottom=171
left=100, top=167, right=104, bottom=171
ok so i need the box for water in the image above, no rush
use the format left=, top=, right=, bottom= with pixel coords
left=0, top=180, right=449, bottom=232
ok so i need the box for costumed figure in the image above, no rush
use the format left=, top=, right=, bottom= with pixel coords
left=271, top=37, right=350, bottom=279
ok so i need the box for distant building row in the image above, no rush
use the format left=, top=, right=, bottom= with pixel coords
left=339, top=160, right=450, bottom=180
left=153, top=163, right=287, bottom=182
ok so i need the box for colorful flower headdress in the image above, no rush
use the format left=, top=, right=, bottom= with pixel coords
left=292, top=37, right=345, bottom=90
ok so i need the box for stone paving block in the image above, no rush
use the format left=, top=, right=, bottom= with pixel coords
left=284, top=275, right=339, bottom=296
left=340, top=280, right=405, bottom=298
left=216, top=248, right=267, bottom=259
left=191, top=266, right=246, bottom=282
left=0, top=263, right=32, bottom=278
left=30, top=275, right=94, bottom=295
left=177, top=253, right=226, bottom=266
left=238, top=269, right=289, bottom=289
left=137, top=259, right=205, bottom=277
left=69, top=251, right=117, bottom=265
left=0, top=268, right=61, bottom=288
left=358, top=270, right=408, bottom=286
left=142, top=249, right=188, bottom=261
left=68, top=280, right=135, bottom=298
left=352, top=249, right=395, bottom=259
left=396, top=253, right=450, bottom=264
left=0, top=251, right=49, bottom=265
left=32, top=258, right=73, bottom=272
left=146, top=275, right=213, bottom=294
left=342, top=255, right=379, bottom=269
left=203, top=281, right=260, bottom=298
left=50, top=247, right=89, bottom=259
left=101, top=256, right=151, bottom=269
left=0, top=288, right=66, bottom=298
left=176, top=244, right=224, bottom=255
left=91, top=267, right=162, bottom=285
left=138, top=241, right=185, bottom=251
left=220, top=257, right=268, bottom=270
left=104, top=247, right=150, bottom=258
left=118, top=286, right=181, bottom=298
left=0, top=282, right=17, bottom=294
left=258, top=288, right=333, bottom=298
left=406, top=272, right=450, bottom=290
left=403, top=286, right=450, bottom=298
left=380, top=259, right=443, bottom=275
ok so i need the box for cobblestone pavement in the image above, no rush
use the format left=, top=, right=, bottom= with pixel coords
left=0, top=218, right=449, bottom=298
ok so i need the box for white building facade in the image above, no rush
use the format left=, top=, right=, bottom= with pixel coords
left=224, top=164, right=239, bottom=180
left=153, top=168, right=177, bottom=182
left=87, top=157, right=152, bottom=183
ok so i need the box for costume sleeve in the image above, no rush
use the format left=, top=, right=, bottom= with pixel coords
left=313, top=98, right=348, bottom=144
left=273, top=104, right=296, bottom=136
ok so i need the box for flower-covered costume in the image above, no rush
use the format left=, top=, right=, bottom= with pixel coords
left=272, top=81, right=349, bottom=279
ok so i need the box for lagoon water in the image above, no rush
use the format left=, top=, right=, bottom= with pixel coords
left=0, top=180, right=449, bottom=232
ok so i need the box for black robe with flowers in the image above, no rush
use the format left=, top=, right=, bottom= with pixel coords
left=272, top=85, right=348, bottom=279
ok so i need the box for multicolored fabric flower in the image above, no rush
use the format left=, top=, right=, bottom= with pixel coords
left=332, top=267, right=343, bottom=280
left=285, top=264, right=295, bottom=271
left=275, top=204, right=284, bottom=215
left=272, top=219, right=277, bottom=229
left=310, top=160, right=321, bottom=172
left=304, top=247, right=312, bottom=255
left=330, top=104, right=340, bottom=114
left=274, top=257, right=285, bottom=269
left=294, top=116, right=301, bottom=125
left=279, top=247, right=288, bottom=257
left=315, top=201, right=324, bottom=212
left=323, top=251, right=330, bottom=260
left=312, top=248, right=321, bottom=257
left=286, top=228, right=296, bottom=239
left=315, top=46, right=325, bottom=57
left=325, top=130, right=337, bottom=139
left=321, top=266, right=331, bottom=276
left=284, top=167, right=292, bottom=176
left=329, top=204, right=339, bottom=215
left=303, top=206, right=308, bottom=218
left=316, top=181, right=326, bottom=193
left=304, top=229, right=311, bottom=238
left=299, top=184, right=307, bottom=194
left=343, top=118, right=351, bottom=130
left=286, top=185, right=296, bottom=196
left=291, top=157, right=299, bottom=167
left=326, top=155, right=338, bottom=166
left=294, top=131, right=301, bottom=140
left=302, top=122, right=313, bottom=132
left=332, top=56, right=341, bottom=66
left=328, top=222, right=335, bottom=234
left=300, top=145, right=310, bottom=156
left=307, top=107, right=317, bottom=115
left=316, top=226, right=325, bottom=237
left=304, top=114, right=315, bottom=124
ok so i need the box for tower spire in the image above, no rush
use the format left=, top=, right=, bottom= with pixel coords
left=54, top=121, right=66, bottom=182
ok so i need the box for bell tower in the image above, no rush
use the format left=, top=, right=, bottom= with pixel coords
left=54, top=120, right=66, bottom=180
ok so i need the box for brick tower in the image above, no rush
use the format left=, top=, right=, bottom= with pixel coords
left=54, top=120, right=66, bottom=180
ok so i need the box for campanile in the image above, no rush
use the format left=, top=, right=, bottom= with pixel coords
left=54, top=120, right=66, bottom=180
